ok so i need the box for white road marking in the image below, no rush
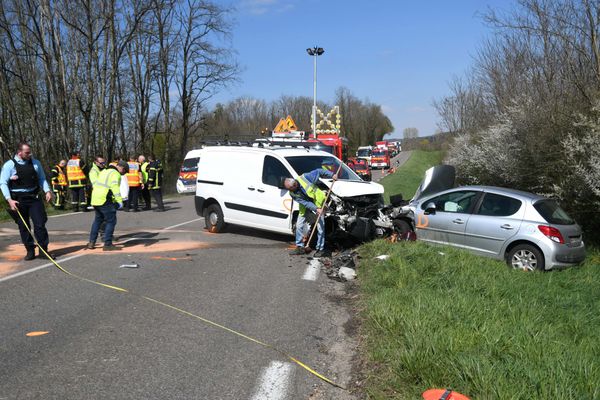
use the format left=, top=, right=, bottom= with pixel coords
left=250, top=361, right=294, bottom=400
left=302, top=259, right=321, bottom=281
left=0, top=254, right=86, bottom=283
left=162, top=217, right=204, bottom=231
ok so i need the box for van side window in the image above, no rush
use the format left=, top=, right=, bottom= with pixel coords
left=262, top=156, right=291, bottom=187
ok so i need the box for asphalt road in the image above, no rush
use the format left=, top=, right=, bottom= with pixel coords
left=0, top=199, right=357, bottom=400
left=370, top=151, right=412, bottom=182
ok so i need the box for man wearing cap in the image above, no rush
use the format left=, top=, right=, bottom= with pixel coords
left=284, top=165, right=338, bottom=258
left=0, top=142, right=55, bottom=260
left=86, top=160, right=128, bottom=251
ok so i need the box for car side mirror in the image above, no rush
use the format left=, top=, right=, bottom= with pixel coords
left=424, top=202, right=436, bottom=215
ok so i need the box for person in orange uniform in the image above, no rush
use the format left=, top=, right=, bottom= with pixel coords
left=126, top=156, right=144, bottom=212
left=66, top=151, right=88, bottom=212
left=50, top=159, right=68, bottom=209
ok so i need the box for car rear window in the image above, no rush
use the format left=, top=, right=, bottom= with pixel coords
left=477, top=193, right=522, bottom=217
left=181, top=157, right=199, bottom=172
left=534, top=200, right=575, bottom=225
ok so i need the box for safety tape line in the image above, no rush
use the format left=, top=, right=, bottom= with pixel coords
left=14, top=209, right=346, bottom=390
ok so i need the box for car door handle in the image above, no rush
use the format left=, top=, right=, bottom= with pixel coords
left=500, top=224, right=514, bottom=230
left=247, top=187, right=255, bottom=191
left=257, top=188, right=265, bottom=193
left=452, top=219, right=465, bottom=224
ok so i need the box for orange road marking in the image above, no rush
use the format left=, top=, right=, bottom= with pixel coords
left=26, top=331, right=49, bottom=337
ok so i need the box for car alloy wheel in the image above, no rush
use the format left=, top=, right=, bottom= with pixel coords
left=511, top=249, right=538, bottom=271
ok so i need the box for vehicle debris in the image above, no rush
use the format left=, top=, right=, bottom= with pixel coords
left=119, top=263, right=139, bottom=268
left=338, top=267, right=357, bottom=281
left=375, top=255, right=389, bottom=260
left=324, top=250, right=359, bottom=281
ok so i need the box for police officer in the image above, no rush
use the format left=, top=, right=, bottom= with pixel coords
left=86, top=160, right=128, bottom=251
left=147, top=154, right=165, bottom=212
left=50, top=159, right=68, bottom=209
left=284, top=166, right=337, bottom=258
left=66, top=151, right=88, bottom=211
left=0, top=142, right=55, bottom=260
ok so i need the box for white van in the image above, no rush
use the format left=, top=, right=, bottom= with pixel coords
left=194, top=145, right=390, bottom=240
left=176, top=149, right=204, bottom=194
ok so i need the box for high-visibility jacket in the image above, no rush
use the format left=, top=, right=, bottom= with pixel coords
left=126, top=161, right=142, bottom=187
left=66, top=157, right=86, bottom=187
left=89, top=163, right=103, bottom=187
left=51, top=164, right=68, bottom=188
left=91, top=167, right=123, bottom=206
left=141, top=162, right=149, bottom=184
left=289, top=174, right=327, bottom=216
left=147, top=160, right=163, bottom=190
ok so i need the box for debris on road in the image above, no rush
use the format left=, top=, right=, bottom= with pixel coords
left=338, top=267, right=356, bottom=281
left=119, top=263, right=139, bottom=268
left=375, top=255, right=389, bottom=260
left=324, top=249, right=359, bottom=281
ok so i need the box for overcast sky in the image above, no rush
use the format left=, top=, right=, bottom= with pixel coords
left=211, top=0, right=511, bottom=137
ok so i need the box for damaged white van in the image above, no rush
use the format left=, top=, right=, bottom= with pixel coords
left=194, top=143, right=405, bottom=244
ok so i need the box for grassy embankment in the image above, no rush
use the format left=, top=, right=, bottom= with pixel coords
left=359, top=150, right=600, bottom=399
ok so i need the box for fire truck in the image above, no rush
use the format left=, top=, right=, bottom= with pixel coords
left=307, top=133, right=348, bottom=161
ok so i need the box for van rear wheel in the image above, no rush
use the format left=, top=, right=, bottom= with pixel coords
left=205, top=204, right=226, bottom=233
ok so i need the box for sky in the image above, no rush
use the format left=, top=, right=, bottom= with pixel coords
left=211, top=0, right=512, bottom=137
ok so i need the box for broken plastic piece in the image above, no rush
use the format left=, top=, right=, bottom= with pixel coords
left=338, top=267, right=357, bottom=281
left=375, top=255, right=389, bottom=260
left=119, top=263, right=139, bottom=268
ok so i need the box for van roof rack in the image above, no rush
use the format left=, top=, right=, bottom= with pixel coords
left=200, top=137, right=319, bottom=150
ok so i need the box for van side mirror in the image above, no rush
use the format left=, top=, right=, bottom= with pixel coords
left=424, top=202, right=436, bottom=215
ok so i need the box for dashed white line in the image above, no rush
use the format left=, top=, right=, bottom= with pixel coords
left=302, top=259, right=321, bottom=281
left=250, top=361, right=294, bottom=400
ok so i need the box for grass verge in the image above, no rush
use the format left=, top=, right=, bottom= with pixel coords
left=359, top=150, right=600, bottom=398
left=379, top=150, right=443, bottom=203
left=359, top=240, right=600, bottom=399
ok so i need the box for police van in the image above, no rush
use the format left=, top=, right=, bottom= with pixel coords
left=194, top=142, right=385, bottom=237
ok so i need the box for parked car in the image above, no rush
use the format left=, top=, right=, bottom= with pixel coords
left=391, top=166, right=586, bottom=271
left=194, top=144, right=407, bottom=244
left=176, top=149, right=203, bottom=194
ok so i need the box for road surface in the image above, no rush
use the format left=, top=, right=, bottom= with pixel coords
left=0, top=199, right=357, bottom=400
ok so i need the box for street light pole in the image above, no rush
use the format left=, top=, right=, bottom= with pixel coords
left=306, top=46, right=324, bottom=136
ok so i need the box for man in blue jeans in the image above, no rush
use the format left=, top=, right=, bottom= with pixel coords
left=285, top=167, right=337, bottom=258
left=86, top=160, right=128, bottom=251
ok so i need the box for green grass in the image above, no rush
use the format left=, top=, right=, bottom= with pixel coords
left=359, top=240, right=600, bottom=399
left=379, top=150, right=443, bottom=203
left=359, top=150, right=600, bottom=398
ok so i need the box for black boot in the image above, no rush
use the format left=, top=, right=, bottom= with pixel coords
left=40, top=247, right=56, bottom=260
left=24, top=247, right=36, bottom=261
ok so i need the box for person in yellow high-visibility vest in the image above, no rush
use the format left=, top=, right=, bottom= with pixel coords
left=50, top=160, right=68, bottom=209
left=284, top=166, right=338, bottom=258
left=66, top=151, right=88, bottom=212
left=138, top=154, right=151, bottom=210
left=126, top=156, right=144, bottom=212
left=86, top=160, right=128, bottom=251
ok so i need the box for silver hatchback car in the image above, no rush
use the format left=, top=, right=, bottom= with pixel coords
left=406, top=170, right=586, bottom=271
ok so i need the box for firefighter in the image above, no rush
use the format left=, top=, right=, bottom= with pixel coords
left=284, top=167, right=337, bottom=258
left=50, top=159, right=68, bottom=209
left=147, top=154, right=165, bottom=212
left=66, top=151, right=88, bottom=212
left=86, top=160, right=128, bottom=251
left=138, top=154, right=151, bottom=210
left=126, top=156, right=143, bottom=212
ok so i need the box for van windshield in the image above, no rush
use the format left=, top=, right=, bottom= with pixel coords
left=181, top=157, right=199, bottom=172
left=357, top=149, right=371, bottom=157
left=372, top=150, right=387, bottom=157
left=285, top=156, right=361, bottom=181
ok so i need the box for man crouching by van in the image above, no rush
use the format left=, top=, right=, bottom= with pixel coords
left=285, top=168, right=338, bottom=258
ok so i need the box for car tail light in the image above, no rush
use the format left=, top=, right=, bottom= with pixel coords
left=538, top=225, right=565, bottom=244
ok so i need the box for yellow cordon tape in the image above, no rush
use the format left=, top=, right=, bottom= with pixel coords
left=15, top=209, right=345, bottom=390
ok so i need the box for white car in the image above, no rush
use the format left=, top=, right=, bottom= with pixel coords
left=195, top=144, right=398, bottom=242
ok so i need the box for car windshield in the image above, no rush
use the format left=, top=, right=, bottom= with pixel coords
left=372, top=150, right=386, bottom=157
left=285, top=155, right=361, bottom=181
left=534, top=199, right=575, bottom=225
left=181, top=157, right=199, bottom=172
left=357, top=149, right=371, bottom=157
